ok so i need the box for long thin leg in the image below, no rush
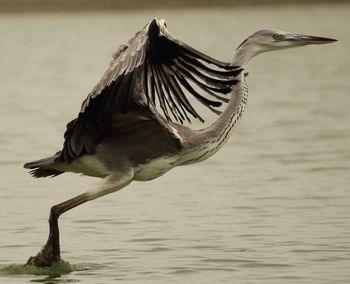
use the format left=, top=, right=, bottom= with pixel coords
left=25, top=194, right=88, bottom=267
left=25, top=170, right=134, bottom=267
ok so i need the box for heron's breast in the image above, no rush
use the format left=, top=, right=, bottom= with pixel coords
left=133, top=156, right=179, bottom=181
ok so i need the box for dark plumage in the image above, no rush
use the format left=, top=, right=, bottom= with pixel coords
left=24, top=18, right=240, bottom=176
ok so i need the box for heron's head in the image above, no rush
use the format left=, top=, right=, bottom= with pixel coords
left=234, top=29, right=337, bottom=66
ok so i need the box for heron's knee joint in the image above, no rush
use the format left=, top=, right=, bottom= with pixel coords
left=50, top=205, right=61, bottom=219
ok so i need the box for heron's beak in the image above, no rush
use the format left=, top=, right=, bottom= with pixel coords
left=285, top=34, right=337, bottom=45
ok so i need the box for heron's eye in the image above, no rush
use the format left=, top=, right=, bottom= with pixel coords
left=273, top=34, right=283, bottom=41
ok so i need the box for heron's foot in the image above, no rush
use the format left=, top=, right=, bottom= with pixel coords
left=25, top=237, right=61, bottom=267
left=25, top=215, right=61, bottom=267
left=25, top=235, right=61, bottom=267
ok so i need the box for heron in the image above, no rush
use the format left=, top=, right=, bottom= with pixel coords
left=24, top=18, right=336, bottom=267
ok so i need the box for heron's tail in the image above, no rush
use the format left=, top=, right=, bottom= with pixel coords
left=24, top=152, right=63, bottom=178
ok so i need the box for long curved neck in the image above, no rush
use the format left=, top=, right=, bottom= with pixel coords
left=201, top=72, right=247, bottom=143
left=179, top=45, right=256, bottom=165
left=201, top=43, right=256, bottom=138
left=181, top=61, right=248, bottom=165
left=205, top=38, right=266, bottom=137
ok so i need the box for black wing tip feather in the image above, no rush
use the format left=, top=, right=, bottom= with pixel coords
left=143, top=19, right=244, bottom=124
left=148, top=18, right=159, bottom=33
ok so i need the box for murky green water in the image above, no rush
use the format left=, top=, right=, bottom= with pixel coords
left=1, top=3, right=349, bottom=283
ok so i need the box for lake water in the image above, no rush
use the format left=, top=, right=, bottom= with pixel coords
left=0, top=3, right=349, bottom=283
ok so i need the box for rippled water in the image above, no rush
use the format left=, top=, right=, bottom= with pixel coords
left=1, top=3, right=349, bottom=283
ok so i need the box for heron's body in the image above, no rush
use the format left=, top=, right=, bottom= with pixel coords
left=40, top=75, right=248, bottom=185
left=23, top=18, right=335, bottom=267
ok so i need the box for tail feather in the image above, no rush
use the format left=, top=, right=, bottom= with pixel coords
left=24, top=153, right=63, bottom=178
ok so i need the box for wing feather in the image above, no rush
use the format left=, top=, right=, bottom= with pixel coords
left=165, top=66, right=204, bottom=122
left=179, top=53, right=243, bottom=78
left=151, top=64, right=171, bottom=121
left=157, top=65, right=187, bottom=123
left=59, top=18, right=243, bottom=163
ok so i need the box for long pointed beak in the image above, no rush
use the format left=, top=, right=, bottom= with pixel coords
left=285, top=34, right=337, bottom=45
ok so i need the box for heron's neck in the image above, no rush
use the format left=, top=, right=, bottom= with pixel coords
left=179, top=42, right=265, bottom=164
left=179, top=45, right=258, bottom=165
left=232, top=40, right=264, bottom=67
left=181, top=71, right=248, bottom=165
left=203, top=72, right=247, bottom=144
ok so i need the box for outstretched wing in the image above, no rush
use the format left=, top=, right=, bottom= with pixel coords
left=60, top=18, right=242, bottom=163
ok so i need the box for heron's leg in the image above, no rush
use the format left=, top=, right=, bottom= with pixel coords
left=25, top=170, right=134, bottom=267
left=25, top=193, right=88, bottom=267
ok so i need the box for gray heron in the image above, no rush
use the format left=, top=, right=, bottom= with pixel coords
left=24, top=18, right=336, bottom=267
